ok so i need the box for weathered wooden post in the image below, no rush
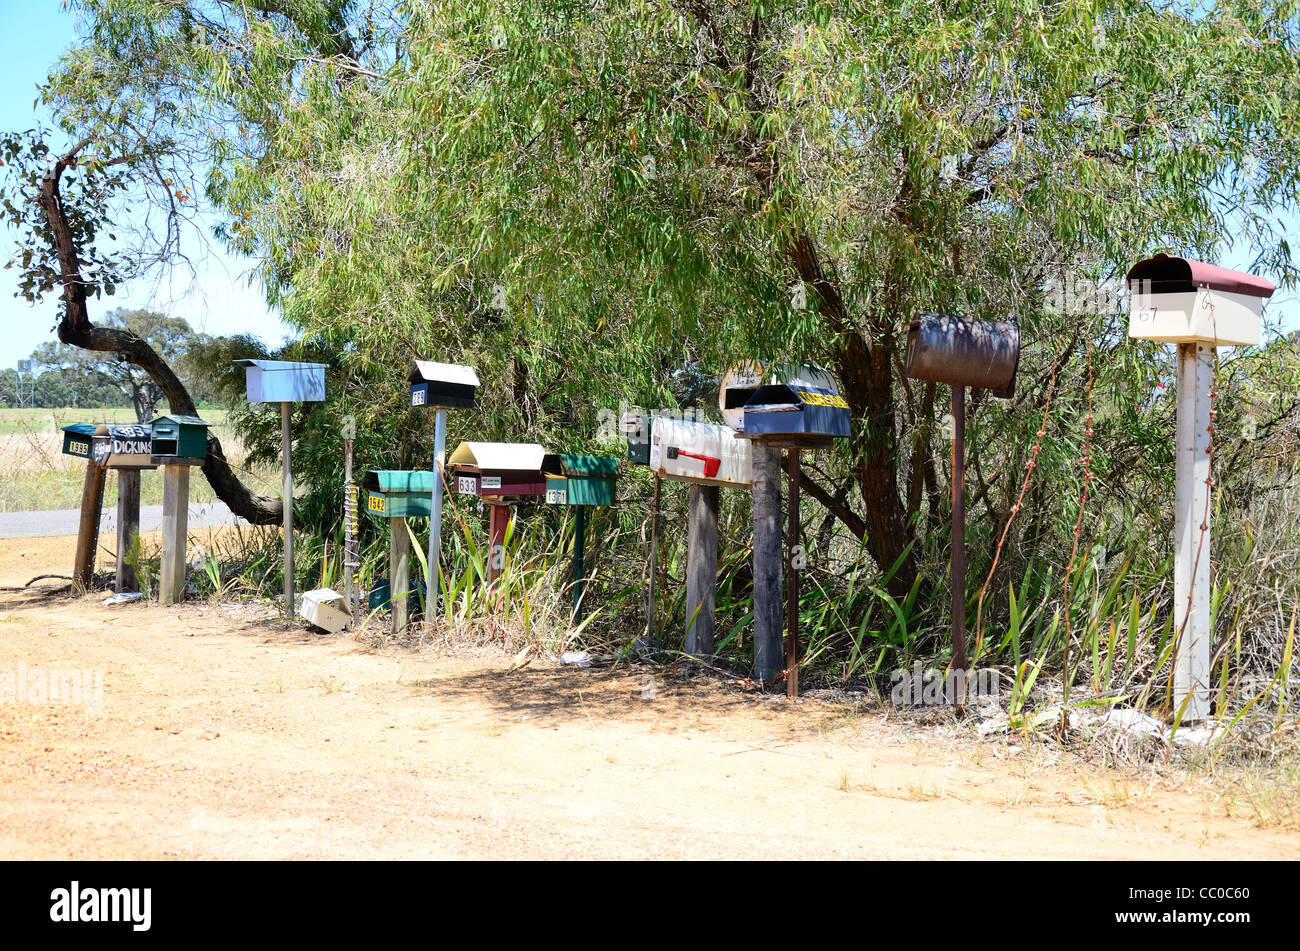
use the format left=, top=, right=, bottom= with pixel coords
left=150, top=414, right=212, bottom=604
left=90, top=424, right=156, bottom=595
left=408, top=360, right=480, bottom=625
left=724, top=364, right=851, bottom=693
left=543, top=454, right=619, bottom=623
left=903, top=315, right=1020, bottom=685
left=644, top=415, right=753, bottom=659
left=363, top=470, right=434, bottom=635
left=116, top=468, right=141, bottom=593
left=234, top=360, right=327, bottom=615
left=685, top=483, right=720, bottom=657
left=61, top=424, right=104, bottom=590
left=1126, top=254, right=1275, bottom=722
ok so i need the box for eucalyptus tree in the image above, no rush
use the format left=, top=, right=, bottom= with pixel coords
left=5, top=0, right=1300, bottom=596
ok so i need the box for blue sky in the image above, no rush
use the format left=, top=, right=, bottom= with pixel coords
left=0, top=0, right=288, bottom=371
left=0, top=2, right=1294, bottom=373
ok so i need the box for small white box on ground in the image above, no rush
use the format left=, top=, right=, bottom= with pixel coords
left=300, top=588, right=351, bottom=633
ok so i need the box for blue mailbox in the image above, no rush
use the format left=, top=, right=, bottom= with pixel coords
left=721, top=364, right=850, bottom=446
left=234, top=360, right=327, bottom=403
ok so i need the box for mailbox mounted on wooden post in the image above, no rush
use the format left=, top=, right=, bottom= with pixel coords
left=92, top=424, right=155, bottom=469
left=649, top=419, right=753, bottom=488
left=722, top=363, right=852, bottom=693
left=543, top=454, right=619, bottom=623
left=363, top=469, right=435, bottom=635
left=904, top=312, right=1021, bottom=691
left=150, top=414, right=211, bottom=464
left=60, top=424, right=95, bottom=459
left=1127, top=254, right=1275, bottom=722
left=722, top=364, right=851, bottom=448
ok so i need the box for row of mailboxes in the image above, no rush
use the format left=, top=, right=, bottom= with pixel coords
left=60, top=417, right=213, bottom=467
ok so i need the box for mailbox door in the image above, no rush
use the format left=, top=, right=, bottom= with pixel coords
left=650, top=418, right=753, bottom=487
left=62, top=431, right=93, bottom=458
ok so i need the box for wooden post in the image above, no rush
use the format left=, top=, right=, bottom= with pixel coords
left=752, top=443, right=783, bottom=683
left=73, top=460, right=107, bottom=590
left=785, top=449, right=801, bottom=698
left=647, top=473, right=662, bottom=649
left=951, top=385, right=967, bottom=674
left=571, top=505, right=587, bottom=623
left=426, top=406, right=447, bottom=626
left=115, top=468, right=141, bottom=593
left=160, top=464, right=190, bottom=604
left=684, top=483, right=719, bottom=659
left=1174, top=342, right=1214, bottom=721
left=281, top=401, right=294, bottom=615
left=390, top=516, right=410, bottom=635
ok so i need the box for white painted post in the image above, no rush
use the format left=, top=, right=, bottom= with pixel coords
left=391, top=516, right=411, bottom=635
left=426, top=407, right=447, bottom=626
left=282, top=401, right=294, bottom=615
left=1174, top=342, right=1214, bottom=721
left=160, top=464, right=190, bottom=604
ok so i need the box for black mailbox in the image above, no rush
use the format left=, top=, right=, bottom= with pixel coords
left=903, top=313, right=1020, bottom=397
left=408, top=360, right=480, bottom=409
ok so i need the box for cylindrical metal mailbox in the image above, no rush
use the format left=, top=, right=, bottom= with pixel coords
left=903, top=313, right=1020, bottom=398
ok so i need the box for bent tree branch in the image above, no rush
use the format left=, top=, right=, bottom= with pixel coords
left=36, top=137, right=283, bottom=525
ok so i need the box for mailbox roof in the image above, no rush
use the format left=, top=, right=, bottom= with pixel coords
left=152, top=414, right=211, bottom=428
left=408, top=360, right=480, bottom=387
left=364, top=470, right=435, bottom=493
left=448, top=441, right=546, bottom=471
left=61, top=423, right=96, bottom=436
left=234, top=359, right=329, bottom=371
left=1126, top=254, right=1275, bottom=298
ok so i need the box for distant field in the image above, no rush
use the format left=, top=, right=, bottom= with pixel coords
left=0, top=407, right=267, bottom=512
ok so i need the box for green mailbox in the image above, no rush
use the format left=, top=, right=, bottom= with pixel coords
left=60, top=423, right=96, bottom=459
left=363, top=470, right=435, bottom=518
left=150, top=414, right=211, bottom=462
left=543, top=454, right=618, bottom=506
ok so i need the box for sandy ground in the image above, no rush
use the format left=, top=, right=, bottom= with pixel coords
left=1, top=535, right=1297, bottom=860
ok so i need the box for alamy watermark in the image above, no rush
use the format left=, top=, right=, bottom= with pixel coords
left=0, top=662, right=103, bottom=715
left=890, top=664, right=1001, bottom=706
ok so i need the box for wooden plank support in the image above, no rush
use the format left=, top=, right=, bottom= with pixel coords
left=647, top=474, right=662, bottom=649
left=73, top=459, right=107, bottom=590
left=488, top=503, right=510, bottom=589
left=281, top=401, right=294, bottom=615
left=1174, top=342, right=1214, bottom=721
left=115, top=468, right=141, bottom=593
left=160, top=464, right=190, bottom=604
left=684, top=483, right=719, bottom=659
left=785, top=449, right=801, bottom=698
left=751, top=443, right=783, bottom=683
left=390, top=516, right=410, bottom=635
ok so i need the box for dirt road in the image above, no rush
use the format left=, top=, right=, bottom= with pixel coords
left=1, top=537, right=1296, bottom=860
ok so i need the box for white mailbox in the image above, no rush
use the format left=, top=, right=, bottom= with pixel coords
left=1127, top=253, right=1275, bottom=346
left=649, top=417, right=752, bottom=488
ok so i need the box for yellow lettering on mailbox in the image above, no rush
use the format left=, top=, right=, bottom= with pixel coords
left=796, top=390, right=848, bottom=409
left=367, top=494, right=386, bottom=513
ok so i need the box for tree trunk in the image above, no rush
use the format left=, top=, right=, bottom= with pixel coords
left=37, top=137, right=282, bottom=526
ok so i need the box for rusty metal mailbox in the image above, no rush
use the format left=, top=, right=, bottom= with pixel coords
left=1127, top=253, right=1274, bottom=347
left=904, top=313, right=1020, bottom=397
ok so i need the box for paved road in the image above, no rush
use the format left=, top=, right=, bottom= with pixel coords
left=0, top=501, right=243, bottom=539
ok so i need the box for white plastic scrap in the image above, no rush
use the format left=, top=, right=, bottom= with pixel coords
left=100, top=591, right=144, bottom=606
